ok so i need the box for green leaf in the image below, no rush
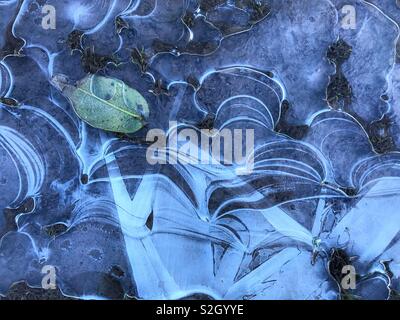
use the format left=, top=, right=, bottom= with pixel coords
left=56, top=74, right=149, bottom=134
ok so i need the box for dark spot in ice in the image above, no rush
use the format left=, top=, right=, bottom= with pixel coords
left=368, top=115, right=396, bottom=154
left=44, top=223, right=68, bottom=237
left=145, top=211, right=153, bottom=230
left=115, top=16, right=129, bottom=34
left=185, top=41, right=217, bottom=55
left=0, top=97, right=20, bottom=107
left=80, top=174, right=89, bottom=185
left=327, top=72, right=352, bottom=110
left=327, top=39, right=352, bottom=66
left=186, top=75, right=200, bottom=89
left=381, top=94, right=389, bottom=102
left=326, top=39, right=353, bottom=110
left=280, top=99, right=290, bottom=110
left=81, top=47, right=116, bottom=74
left=109, top=265, right=125, bottom=278
left=182, top=11, right=195, bottom=28
left=152, top=39, right=178, bottom=54
left=265, top=71, right=274, bottom=78
left=131, top=47, right=149, bottom=73
left=150, top=79, right=170, bottom=96
left=89, top=248, right=103, bottom=261
left=247, top=1, right=271, bottom=23
left=197, top=113, right=215, bottom=130
left=340, top=187, right=358, bottom=197
left=66, top=30, right=84, bottom=52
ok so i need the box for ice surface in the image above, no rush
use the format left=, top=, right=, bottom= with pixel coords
left=0, top=0, right=400, bottom=300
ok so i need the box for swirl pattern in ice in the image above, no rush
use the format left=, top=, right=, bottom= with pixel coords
left=0, top=0, right=400, bottom=300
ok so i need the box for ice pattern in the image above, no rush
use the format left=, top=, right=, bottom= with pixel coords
left=0, top=0, right=400, bottom=300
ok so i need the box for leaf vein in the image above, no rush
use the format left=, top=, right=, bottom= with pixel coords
left=76, top=87, right=142, bottom=120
